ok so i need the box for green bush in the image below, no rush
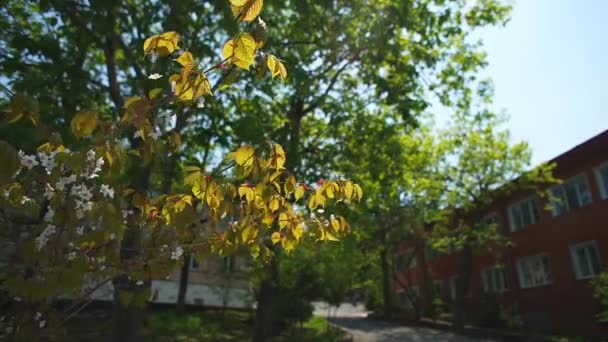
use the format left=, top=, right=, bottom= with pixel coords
left=146, top=312, right=203, bottom=335
left=591, top=271, right=608, bottom=323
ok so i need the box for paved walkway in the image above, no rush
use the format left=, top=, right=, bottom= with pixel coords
left=313, top=302, right=493, bottom=342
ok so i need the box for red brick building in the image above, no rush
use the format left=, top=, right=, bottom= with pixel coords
left=393, top=130, right=608, bottom=337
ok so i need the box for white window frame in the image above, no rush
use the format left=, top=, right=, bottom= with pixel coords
left=481, top=265, right=508, bottom=293
left=433, top=280, right=443, bottom=297
left=549, top=173, right=593, bottom=216
left=516, top=254, right=552, bottom=289
left=595, top=162, right=608, bottom=200
left=449, top=275, right=458, bottom=300
left=570, top=241, right=602, bottom=279
left=508, top=197, right=540, bottom=232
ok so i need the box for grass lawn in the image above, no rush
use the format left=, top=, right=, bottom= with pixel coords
left=65, top=308, right=344, bottom=342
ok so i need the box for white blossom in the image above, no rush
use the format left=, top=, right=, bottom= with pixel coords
left=100, top=184, right=114, bottom=199
left=148, top=73, right=162, bottom=80
left=196, top=97, right=205, bottom=109
left=13, top=297, right=21, bottom=302
left=150, top=130, right=162, bottom=141
left=34, top=312, right=42, bottom=321
left=35, top=224, right=56, bottom=251
left=109, top=233, right=116, bottom=240
left=71, top=184, right=93, bottom=201
left=38, top=320, right=46, bottom=328
left=133, top=130, right=142, bottom=139
left=67, top=252, right=77, bottom=261
left=43, top=208, right=55, bottom=223
left=76, top=226, right=84, bottom=236
left=86, top=149, right=96, bottom=162
left=171, top=246, right=184, bottom=260
left=18, top=151, right=38, bottom=170
left=20, top=196, right=32, bottom=205
left=257, top=17, right=267, bottom=30
left=37, top=151, right=57, bottom=174
left=55, top=174, right=77, bottom=192
left=43, top=183, right=55, bottom=200
left=136, top=280, right=144, bottom=286
left=99, top=265, right=107, bottom=271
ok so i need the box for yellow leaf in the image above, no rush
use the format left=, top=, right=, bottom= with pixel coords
left=241, top=225, right=255, bottom=243
left=262, top=214, right=274, bottom=226
left=175, top=51, right=195, bottom=66
left=222, top=33, right=257, bottom=70
left=148, top=88, right=164, bottom=99
left=284, top=176, right=296, bottom=195
left=269, top=197, right=280, bottom=212
left=343, top=181, right=354, bottom=199
left=330, top=217, right=340, bottom=232
left=271, top=232, right=282, bottom=245
left=231, top=0, right=263, bottom=22
left=143, top=31, right=179, bottom=57
left=308, top=192, right=326, bottom=211
left=278, top=212, right=289, bottom=229
left=294, top=185, right=305, bottom=202
left=267, top=55, right=287, bottom=81
left=70, top=111, right=99, bottom=138
left=325, top=182, right=336, bottom=199
left=238, top=185, right=255, bottom=203
left=353, top=184, right=363, bottom=201
left=271, top=143, right=286, bottom=170
left=292, top=225, right=304, bottom=241
left=233, top=145, right=255, bottom=167
left=320, top=229, right=339, bottom=242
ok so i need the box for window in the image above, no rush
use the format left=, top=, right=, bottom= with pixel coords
left=508, top=197, right=540, bottom=232
left=570, top=241, right=601, bottom=279
left=517, top=254, right=552, bottom=288
left=481, top=266, right=508, bottom=293
left=224, top=256, right=236, bottom=273
left=397, top=287, right=419, bottom=308
left=549, top=174, right=592, bottom=216
left=595, top=163, right=608, bottom=200
left=433, top=280, right=443, bottom=297
left=449, top=276, right=470, bottom=299
left=190, top=257, right=200, bottom=270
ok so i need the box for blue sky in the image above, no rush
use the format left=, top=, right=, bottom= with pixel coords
left=450, top=0, right=608, bottom=165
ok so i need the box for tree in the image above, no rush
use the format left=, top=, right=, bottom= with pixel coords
left=424, top=112, right=557, bottom=329
left=0, top=2, right=362, bottom=341
left=1, top=0, right=514, bottom=337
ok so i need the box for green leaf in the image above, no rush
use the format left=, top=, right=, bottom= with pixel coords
left=0, top=141, right=19, bottom=184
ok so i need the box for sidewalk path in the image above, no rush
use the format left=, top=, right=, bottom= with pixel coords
left=312, top=302, right=494, bottom=342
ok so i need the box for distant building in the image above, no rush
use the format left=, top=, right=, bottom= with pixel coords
left=393, top=130, right=608, bottom=337
left=91, top=255, right=253, bottom=309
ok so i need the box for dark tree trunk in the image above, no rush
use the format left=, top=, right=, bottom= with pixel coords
left=176, top=253, right=192, bottom=313
left=111, top=276, right=147, bottom=342
left=253, top=259, right=278, bottom=342
left=380, top=247, right=393, bottom=320
left=452, top=244, right=473, bottom=330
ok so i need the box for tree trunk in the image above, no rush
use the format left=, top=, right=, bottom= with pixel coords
left=253, top=258, right=278, bottom=342
left=176, top=252, right=192, bottom=313
left=452, top=244, right=473, bottom=330
left=380, top=247, right=393, bottom=320
left=111, top=276, right=147, bottom=342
